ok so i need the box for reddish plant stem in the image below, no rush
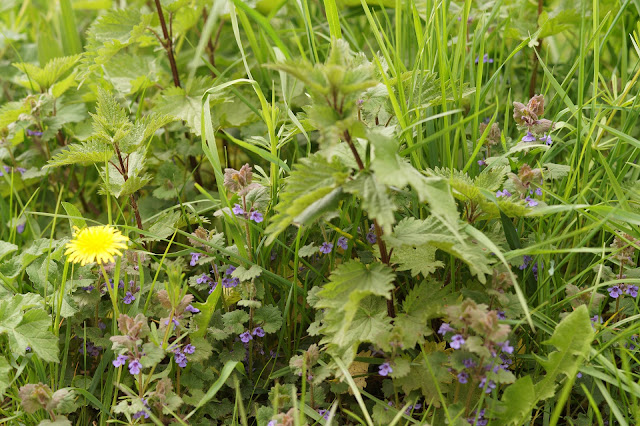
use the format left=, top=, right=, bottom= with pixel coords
left=342, top=130, right=395, bottom=317
left=113, top=144, right=145, bottom=242
left=153, top=0, right=181, bottom=88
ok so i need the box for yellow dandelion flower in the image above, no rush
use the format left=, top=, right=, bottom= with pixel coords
left=65, top=225, right=129, bottom=266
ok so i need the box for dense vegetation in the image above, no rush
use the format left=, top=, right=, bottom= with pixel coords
left=1, top=0, right=640, bottom=425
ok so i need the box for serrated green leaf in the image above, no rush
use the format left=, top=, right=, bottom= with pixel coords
left=391, top=244, right=443, bottom=277
left=344, top=172, right=396, bottom=234
left=45, top=140, right=114, bottom=168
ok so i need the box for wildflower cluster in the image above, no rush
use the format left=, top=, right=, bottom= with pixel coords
left=513, top=95, right=554, bottom=144
left=439, top=299, right=515, bottom=396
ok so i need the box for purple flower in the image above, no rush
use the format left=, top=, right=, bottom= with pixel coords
left=591, top=315, right=602, bottom=325
left=249, top=211, right=263, bottom=223
left=478, top=377, right=496, bottom=393
left=239, top=331, right=253, bottom=343
left=500, top=340, right=514, bottom=354
left=196, top=273, right=210, bottom=284
left=252, top=327, right=265, bottom=337
left=577, top=372, right=583, bottom=378
left=337, top=236, right=348, bottom=250
left=16, top=167, right=26, bottom=174
left=534, top=187, right=543, bottom=196
left=82, top=285, right=95, bottom=292
left=113, top=354, right=128, bottom=367
left=225, top=265, right=236, bottom=276
left=497, top=311, right=506, bottom=320
left=123, top=291, right=135, bottom=304
left=267, top=421, right=277, bottom=426
left=98, top=321, right=106, bottom=330
left=174, top=350, right=188, bottom=368
left=463, top=358, right=476, bottom=368
left=496, top=189, right=512, bottom=198
left=608, top=285, right=623, bottom=298
left=450, top=334, right=465, bottom=350
left=128, top=359, right=142, bottom=375
left=190, top=252, right=202, bottom=266
left=16, top=223, right=25, bottom=234
left=457, top=371, right=469, bottom=383
left=232, top=204, right=244, bottom=215
left=625, top=285, right=638, bottom=298
left=222, top=277, right=239, bottom=288
left=378, top=362, right=393, bottom=376
left=477, top=159, right=487, bottom=166
left=318, top=409, right=330, bottom=420
left=185, top=304, right=200, bottom=313
left=319, top=242, right=333, bottom=254
left=540, top=134, right=552, bottom=145
left=522, top=131, right=536, bottom=142
left=525, top=196, right=538, bottom=207
left=26, top=129, right=43, bottom=137
left=164, top=318, right=180, bottom=329
left=133, top=410, right=150, bottom=419
left=118, top=280, right=125, bottom=289
left=183, top=344, right=196, bottom=354
left=438, top=323, right=455, bottom=335
left=366, top=231, right=377, bottom=244
left=475, top=53, right=494, bottom=64
left=520, top=255, right=533, bottom=270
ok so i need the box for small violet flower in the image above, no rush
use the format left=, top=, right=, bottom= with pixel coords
left=190, top=252, right=202, bottom=266
left=378, top=362, right=393, bottom=376
left=232, top=204, right=244, bottom=215
left=540, top=134, right=552, bottom=145
left=239, top=331, right=253, bottom=343
left=123, top=291, right=135, bottom=305
left=183, top=344, right=196, bottom=354
left=457, top=371, right=469, bottom=383
left=252, top=327, right=265, bottom=337
left=113, top=354, right=128, bottom=367
left=438, top=322, right=455, bottom=335
left=225, top=265, right=236, bottom=276
left=522, top=131, right=536, bottom=142
left=128, top=359, right=142, bottom=375
left=249, top=211, right=263, bottom=223
left=500, top=340, right=514, bottom=354
left=626, top=285, right=639, bottom=298
left=319, top=242, right=333, bottom=254
left=496, top=189, right=512, bottom=198
left=525, top=196, right=538, bottom=207
left=133, top=410, right=150, bottom=420
left=608, top=285, right=623, bottom=299
left=337, top=236, right=349, bottom=250
left=185, top=304, right=200, bottom=313
left=16, top=223, right=25, bottom=234
left=450, top=334, right=465, bottom=350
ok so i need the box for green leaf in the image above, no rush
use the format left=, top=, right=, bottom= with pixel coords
left=61, top=202, right=87, bottom=229
left=0, top=357, right=11, bottom=397
left=44, top=140, right=114, bottom=168
left=0, top=241, right=18, bottom=263
left=498, top=376, right=535, bottom=426
left=231, top=265, right=262, bottom=281
left=191, top=282, right=222, bottom=338
left=184, top=361, right=239, bottom=421
left=154, top=77, right=217, bottom=136
left=253, top=305, right=283, bottom=333
left=0, top=295, right=59, bottom=363
left=391, top=244, right=443, bottom=277
left=13, top=55, right=81, bottom=91
left=266, top=154, right=350, bottom=244
left=344, top=173, right=396, bottom=234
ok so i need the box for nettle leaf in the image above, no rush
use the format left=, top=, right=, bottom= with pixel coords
left=266, top=154, right=350, bottom=244
left=298, top=243, right=318, bottom=258
left=100, top=151, right=151, bottom=198
left=0, top=100, right=30, bottom=130
left=0, top=295, right=58, bottom=363
left=83, top=8, right=154, bottom=71
left=13, top=54, right=81, bottom=92
left=385, top=217, right=493, bottom=283
left=392, top=244, right=443, bottom=277
left=44, top=139, right=114, bottom=168
left=344, top=173, right=396, bottom=234
left=154, top=77, right=220, bottom=136
left=311, top=261, right=394, bottom=360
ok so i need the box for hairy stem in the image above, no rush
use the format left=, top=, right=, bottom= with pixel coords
left=153, top=0, right=181, bottom=88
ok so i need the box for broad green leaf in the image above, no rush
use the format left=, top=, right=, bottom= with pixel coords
left=191, top=282, right=222, bottom=338
left=344, top=172, right=396, bottom=234
left=253, top=305, right=283, bottom=333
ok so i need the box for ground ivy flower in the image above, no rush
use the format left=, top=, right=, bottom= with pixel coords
left=225, top=265, right=236, bottom=276
left=522, top=131, right=536, bottom=142
left=318, top=409, right=330, bottom=421
left=112, top=354, right=126, bottom=367
left=625, top=285, right=638, bottom=298
left=479, top=378, right=496, bottom=393
left=378, top=362, right=393, bottom=376
left=239, top=331, right=253, bottom=343
left=457, top=371, right=469, bottom=383
left=477, top=159, right=487, bottom=167
left=500, top=340, right=514, bottom=354
left=189, top=252, right=202, bottom=266
left=438, top=323, right=455, bottom=335
left=608, top=285, right=623, bottom=298
left=232, top=204, right=244, bottom=215
left=185, top=304, right=200, bottom=313
left=520, top=255, right=533, bottom=270
left=17, top=223, right=25, bottom=234
left=366, top=225, right=377, bottom=244
left=133, top=410, right=150, bottom=420
left=174, top=350, right=188, bottom=368
left=196, top=273, right=210, bottom=284
left=450, top=334, right=465, bottom=349
left=496, top=189, right=511, bottom=198
left=525, top=196, right=538, bottom=207
left=463, top=358, right=476, bottom=368
left=319, top=242, right=333, bottom=254
left=337, top=236, right=348, bottom=250
left=249, top=211, right=263, bottom=223
left=222, top=277, right=239, bottom=288
left=497, top=311, right=506, bottom=320
left=252, top=327, right=265, bottom=337
left=128, top=359, right=142, bottom=375
left=183, top=344, right=195, bottom=354
left=65, top=225, right=129, bottom=266
left=534, top=187, right=543, bottom=196
left=123, top=292, right=135, bottom=305
left=540, top=134, right=552, bottom=145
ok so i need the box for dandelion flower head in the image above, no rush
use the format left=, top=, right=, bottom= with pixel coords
left=65, top=225, right=129, bottom=266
